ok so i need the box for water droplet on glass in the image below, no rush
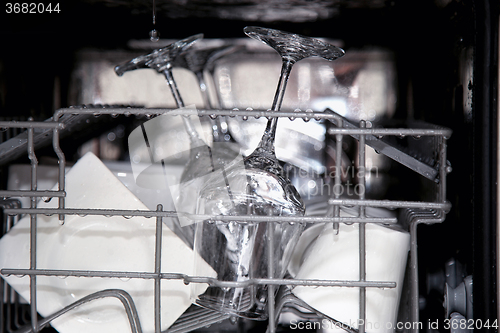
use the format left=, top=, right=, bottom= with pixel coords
left=209, top=114, right=217, bottom=120
left=183, top=279, right=190, bottom=285
left=242, top=116, right=249, bottom=121
left=42, top=197, right=52, bottom=203
left=119, top=277, right=132, bottom=282
left=123, top=215, right=132, bottom=219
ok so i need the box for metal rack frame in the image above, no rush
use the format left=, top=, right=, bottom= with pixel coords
left=0, top=107, right=451, bottom=333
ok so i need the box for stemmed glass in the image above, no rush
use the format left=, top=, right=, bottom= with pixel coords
left=193, top=27, right=345, bottom=320
left=173, top=44, right=244, bottom=244
left=115, top=34, right=223, bottom=246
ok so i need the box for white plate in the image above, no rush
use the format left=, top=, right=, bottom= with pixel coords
left=0, top=152, right=215, bottom=333
left=291, top=222, right=410, bottom=333
left=288, top=203, right=399, bottom=277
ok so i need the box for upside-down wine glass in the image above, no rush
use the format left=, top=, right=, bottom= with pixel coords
left=115, top=34, right=224, bottom=246
left=173, top=44, right=244, bottom=244
left=192, top=26, right=345, bottom=320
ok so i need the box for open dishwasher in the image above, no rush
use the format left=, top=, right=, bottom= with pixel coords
left=0, top=0, right=497, bottom=332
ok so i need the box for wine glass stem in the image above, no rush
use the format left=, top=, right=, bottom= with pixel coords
left=196, top=71, right=213, bottom=109
left=257, top=59, right=294, bottom=152
left=163, top=68, right=203, bottom=144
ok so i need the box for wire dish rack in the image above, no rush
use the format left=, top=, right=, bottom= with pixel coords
left=0, top=106, right=452, bottom=333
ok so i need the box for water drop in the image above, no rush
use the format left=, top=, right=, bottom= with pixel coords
left=149, top=29, right=160, bottom=42
left=413, top=135, right=421, bottom=140
left=119, top=277, right=132, bottom=282
left=123, top=215, right=132, bottom=219
left=78, top=214, right=88, bottom=218
left=42, top=197, right=53, bottom=203
left=209, top=114, right=217, bottom=120
left=57, top=275, right=69, bottom=279
left=93, top=113, right=101, bottom=118
left=242, top=116, right=248, bottom=121
left=183, top=279, right=190, bottom=285
left=111, top=113, right=119, bottom=118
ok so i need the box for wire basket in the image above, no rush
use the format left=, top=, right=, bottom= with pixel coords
left=0, top=106, right=452, bottom=333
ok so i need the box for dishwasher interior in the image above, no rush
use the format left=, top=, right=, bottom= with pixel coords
left=0, top=1, right=497, bottom=332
